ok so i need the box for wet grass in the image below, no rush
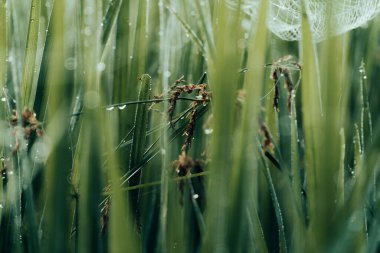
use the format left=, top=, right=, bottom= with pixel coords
left=1, top=1, right=380, bottom=252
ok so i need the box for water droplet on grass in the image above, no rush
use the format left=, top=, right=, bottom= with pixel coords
left=97, top=62, right=106, bottom=72
left=118, top=105, right=126, bottom=110
left=84, top=91, right=100, bottom=109
left=84, top=26, right=92, bottom=36
left=64, top=57, right=77, bottom=70
left=164, top=70, right=171, bottom=78
left=106, top=106, right=115, bottom=111
left=204, top=128, right=213, bottom=135
left=193, top=194, right=199, bottom=199
left=84, top=6, right=94, bottom=15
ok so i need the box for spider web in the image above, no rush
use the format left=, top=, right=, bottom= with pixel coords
left=228, top=0, right=380, bottom=42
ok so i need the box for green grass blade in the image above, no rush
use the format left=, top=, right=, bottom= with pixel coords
left=0, top=0, right=7, bottom=90
left=129, top=74, right=151, bottom=230
left=203, top=1, right=244, bottom=251
left=165, top=3, right=206, bottom=56
left=43, top=0, right=73, bottom=251
left=300, top=3, right=322, bottom=251
left=77, top=0, right=104, bottom=251
left=21, top=0, right=41, bottom=108
left=101, top=0, right=123, bottom=48
left=260, top=152, right=287, bottom=253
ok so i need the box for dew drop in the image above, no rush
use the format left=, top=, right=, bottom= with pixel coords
left=1, top=97, right=6, bottom=102
left=204, top=128, right=213, bottom=135
left=84, top=6, right=94, bottom=15
left=363, top=75, right=367, bottom=79
left=8, top=171, right=13, bottom=175
left=84, top=91, right=100, bottom=109
left=106, top=106, right=115, bottom=111
left=0, top=203, right=3, bottom=208
left=118, top=105, right=126, bottom=110
left=96, top=62, right=106, bottom=72
left=164, top=70, right=171, bottom=78
left=160, top=148, right=166, bottom=155
left=64, top=57, right=77, bottom=70
left=84, top=26, right=92, bottom=36
left=193, top=194, right=199, bottom=199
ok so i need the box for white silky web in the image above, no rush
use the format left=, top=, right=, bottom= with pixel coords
left=228, top=0, right=380, bottom=42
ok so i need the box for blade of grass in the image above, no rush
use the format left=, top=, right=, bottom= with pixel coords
left=301, top=1, right=349, bottom=250
left=165, top=3, right=206, bottom=56
left=300, top=2, right=323, bottom=251
left=128, top=74, right=151, bottom=231
left=203, top=1, right=244, bottom=251
left=21, top=0, right=41, bottom=108
left=0, top=0, right=7, bottom=90
left=43, top=0, right=73, bottom=251
left=101, top=0, right=123, bottom=49
left=77, top=0, right=104, bottom=251
left=106, top=114, right=139, bottom=252
left=157, top=1, right=171, bottom=251
left=227, top=0, right=271, bottom=251
left=259, top=150, right=287, bottom=253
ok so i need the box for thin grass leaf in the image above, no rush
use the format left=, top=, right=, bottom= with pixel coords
left=192, top=0, right=215, bottom=56
left=259, top=150, right=287, bottom=253
left=21, top=0, right=41, bottom=108
left=359, top=60, right=373, bottom=150
left=300, top=2, right=323, bottom=250
left=129, top=74, right=151, bottom=231
left=101, top=0, right=123, bottom=48
left=246, top=206, right=269, bottom=253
